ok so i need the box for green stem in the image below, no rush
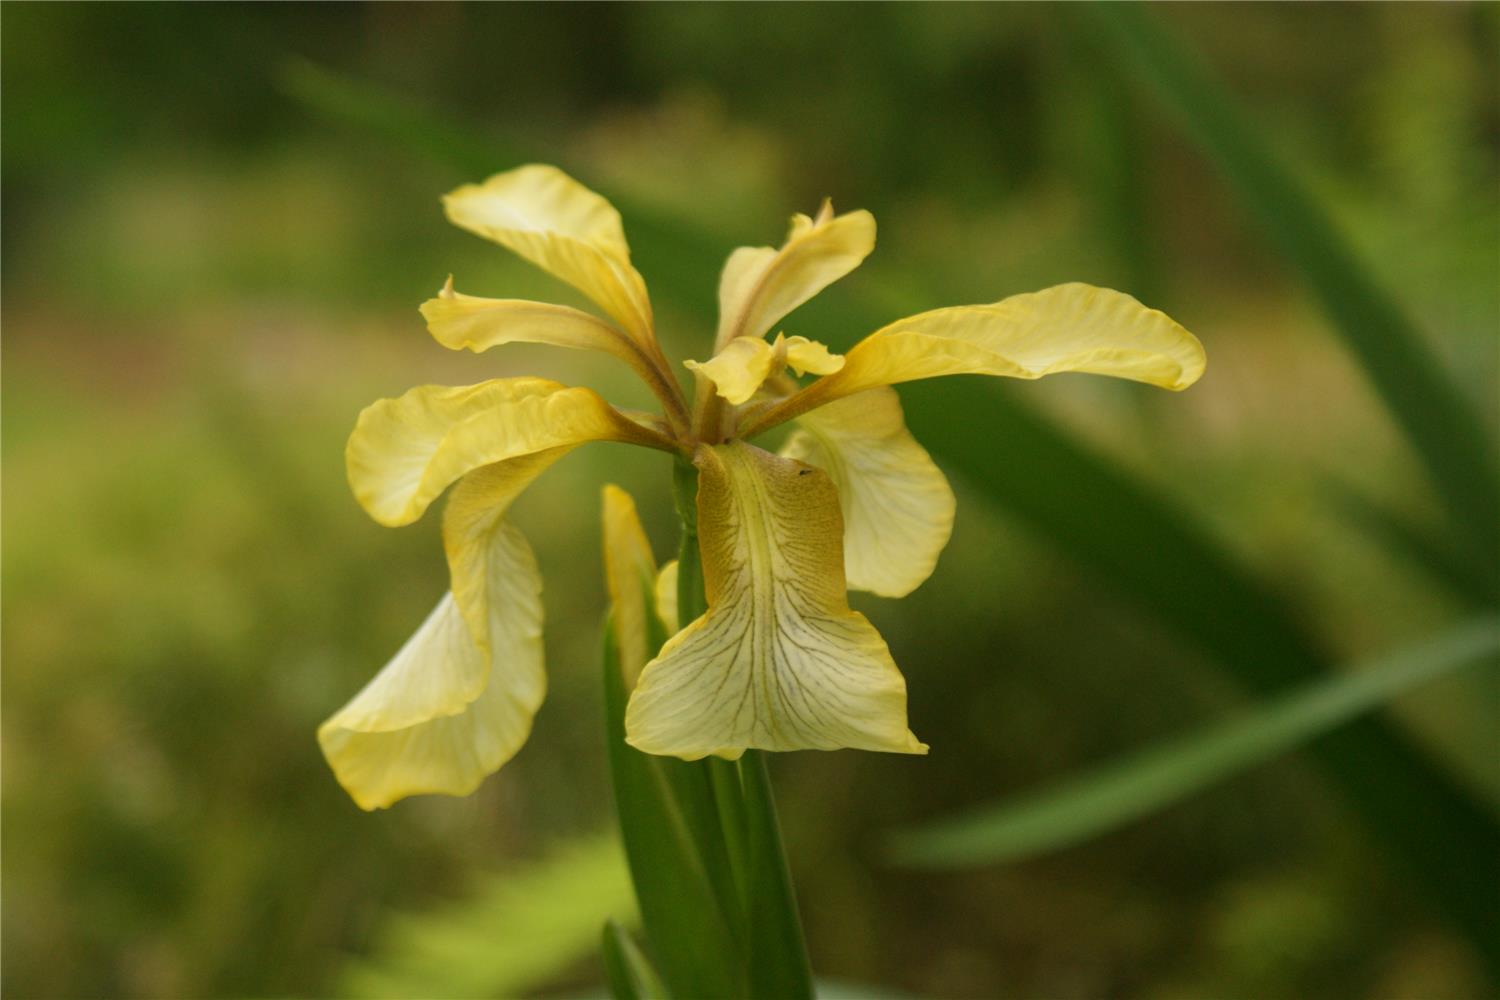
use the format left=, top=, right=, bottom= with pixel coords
left=672, top=454, right=815, bottom=1000
left=739, top=750, right=814, bottom=999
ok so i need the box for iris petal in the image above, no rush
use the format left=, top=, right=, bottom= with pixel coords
left=421, top=277, right=643, bottom=365
left=318, top=521, right=544, bottom=810
left=741, top=284, right=1206, bottom=437
left=345, top=377, right=669, bottom=529
left=601, top=484, right=660, bottom=687
left=443, top=165, right=654, bottom=344
left=625, top=442, right=927, bottom=759
left=715, top=205, right=875, bottom=349
left=781, top=387, right=954, bottom=598
left=684, top=338, right=778, bottom=405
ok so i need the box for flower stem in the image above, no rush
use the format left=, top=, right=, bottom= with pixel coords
left=671, top=453, right=815, bottom=1000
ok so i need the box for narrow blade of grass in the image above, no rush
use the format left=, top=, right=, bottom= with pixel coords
left=905, top=381, right=1500, bottom=969
left=1327, top=478, right=1498, bottom=610
left=602, top=919, right=668, bottom=1000
left=890, top=617, right=1499, bottom=866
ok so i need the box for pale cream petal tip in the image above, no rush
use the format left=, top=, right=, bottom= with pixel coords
left=319, top=522, right=545, bottom=810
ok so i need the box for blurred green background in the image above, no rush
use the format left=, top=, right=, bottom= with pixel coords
left=4, top=4, right=1497, bottom=998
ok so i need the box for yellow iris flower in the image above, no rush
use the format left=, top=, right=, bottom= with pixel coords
left=319, top=164, right=1206, bottom=810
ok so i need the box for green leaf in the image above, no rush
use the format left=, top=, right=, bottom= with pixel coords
left=1326, top=478, right=1497, bottom=610
left=277, top=59, right=530, bottom=179
left=1078, top=1, right=1500, bottom=588
left=905, top=382, right=1500, bottom=966
left=602, top=919, right=668, bottom=1000
left=339, top=834, right=635, bottom=1000
left=890, top=617, right=1499, bottom=867
left=603, top=616, right=747, bottom=999
left=739, top=751, right=815, bottom=1000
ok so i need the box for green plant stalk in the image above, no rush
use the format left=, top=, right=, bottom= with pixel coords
left=673, top=455, right=816, bottom=1000
left=602, top=919, right=668, bottom=1000
left=890, top=616, right=1500, bottom=866
left=675, top=459, right=756, bottom=910
left=602, top=622, right=746, bottom=999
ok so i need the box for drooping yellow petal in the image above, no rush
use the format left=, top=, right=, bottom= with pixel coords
left=625, top=442, right=927, bottom=759
left=318, top=521, right=544, bottom=810
left=684, top=337, right=777, bottom=405
left=780, top=387, right=954, bottom=598
left=346, top=377, right=670, bottom=528
left=443, top=165, right=653, bottom=343
left=740, top=284, right=1207, bottom=437
left=655, top=560, right=679, bottom=636
left=780, top=335, right=845, bottom=378
left=442, top=451, right=573, bottom=658
left=715, top=203, right=876, bottom=349
left=601, top=484, right=659, bottom=688
left=421, top=276, right=643, bottom=364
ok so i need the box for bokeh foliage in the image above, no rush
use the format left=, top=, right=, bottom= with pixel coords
left=4, top=4, right=1497, bottom=998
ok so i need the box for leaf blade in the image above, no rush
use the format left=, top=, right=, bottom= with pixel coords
left=1079, top=2, right=1500, bottom=586
left=339, top=834, right=635, bottom=1000
left=603, top=620, right=747, bottom=999
left=891, top=617, right=1499, bottom=867
left=602, top=919, right=668, bottom=1000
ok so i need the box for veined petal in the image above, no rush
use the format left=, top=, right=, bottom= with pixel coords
left=421, top=277, right=642, bottom=366
left=684, top=337, right=778, bottom=405
left=715, top=203, right=876, bottom=348
left=443, top=165, right=654, bottom=343
left=318, top=521, right=544, bottom=810
left=442, top=451, right=572, bottom=658
left=741, top=284, right=1206, bottom=437
left=601, top=484, right=659, bottom=688
left=625, top=442, right=927, bottom=759
left=780, top=387, right=954, bottom=598
left=346, top=377, right=668, bottom=528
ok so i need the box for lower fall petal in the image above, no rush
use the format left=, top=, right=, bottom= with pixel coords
left=625, top=442, right=927, bottom=759
left=318, top=521, right=545, bottom=809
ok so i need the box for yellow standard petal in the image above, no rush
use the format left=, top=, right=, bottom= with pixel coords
left=601, top=484, right=659, bottom=688
left=441, top=452, right=572, bottom=658
left=687, top=333, right=844, bottom=405
left=346, top=376, right=670, bottom=529
left=715, top=201, right=876, bottom=349
left=741, top=284, right=1207, bottom=437
left=780, top=387, right=954, bottom=598
left=684, top=337, right=778, bottom=406
left=443, top=165, right=654, bottom=344
left=625, top=442, right=928, bottom=759
left=318, top=520, right=545, bottom=810
left=780, top=334, right=845, bottom=378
